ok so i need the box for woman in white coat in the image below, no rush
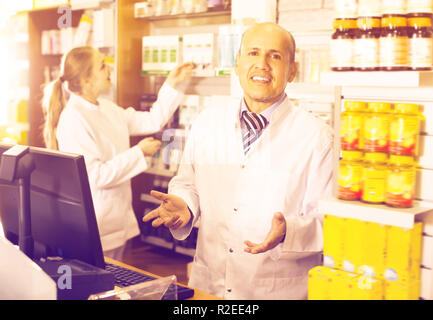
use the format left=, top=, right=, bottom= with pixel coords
left=143, top=23, right=333, bottom=299
left=42, top=46, right=194, bottom=259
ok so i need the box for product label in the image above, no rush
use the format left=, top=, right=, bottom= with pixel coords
left=386, top=169, right=415, bottom=207
left=364, top=115, right=390, bottom=152
left=331, top=39, right=353, bottom=68
left=152, top=49, right=159, bottom=63
left=362, top=176, right=386, bottom=203
left=354, top=38, right=380, bottom=68
left=409, top=37, right=433, bottom=69
left=338, top=163, right=363, bottom=200
left=341, top=113, right=363, bottom=150
left=143, top=48, right=151, bottom=63
left=389, top=117, right=420, bottom=155
left=380, top=37, right=409, bottom=67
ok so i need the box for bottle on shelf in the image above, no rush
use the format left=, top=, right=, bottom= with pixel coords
left=331, top=18, right=357, bottom=71
left=354, top=16, right=382, bottom=71
left=407, top=12, right=433, bottom=70
left=338, top=150, right=364, bottom=201
left=389, top=103, right=422, bottom=156
left=362, top=152, right=388, bottom=204
left=363, top=102, right=392, bottom=153
left=340, top=101, right=366, bottom=150
left=385, top=155, right=417, bottom=208
left=380, top=14, right=410, bottom=71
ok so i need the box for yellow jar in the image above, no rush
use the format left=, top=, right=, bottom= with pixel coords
left=340, top=101, right=366, bottom=150
left=363, top=102, right=392, bottom=152
left=386, top=155, right=416, bottom=208
left=389, top=103, right=421, bottom=156
left=362, top=152, right=388, bottom=204
left=338, top=150, right=364, bottom=200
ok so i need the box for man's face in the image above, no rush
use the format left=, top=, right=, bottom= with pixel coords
left=235, top=26, right=296, bottom=108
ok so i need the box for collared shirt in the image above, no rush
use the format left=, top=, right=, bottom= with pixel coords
left=239, top=93, right=287, bottom=139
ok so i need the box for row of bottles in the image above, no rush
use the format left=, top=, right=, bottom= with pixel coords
left=338, top=100, right=423, bottom=207
left=332, top=0, right=433, bottom=71
left=340, top=101, right=422, bottom=155
left=338, top=151, right=417, bottom=207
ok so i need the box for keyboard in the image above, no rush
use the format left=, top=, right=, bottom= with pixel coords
left=104, top=263, right=194, bottom=300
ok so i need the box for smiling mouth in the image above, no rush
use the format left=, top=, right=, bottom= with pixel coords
left=250, top=75, right=271, bottom=83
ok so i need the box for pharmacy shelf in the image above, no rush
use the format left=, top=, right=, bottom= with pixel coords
left=319, top=197, right=433, bottom=229
left=320, top=71, right=433, bottom=88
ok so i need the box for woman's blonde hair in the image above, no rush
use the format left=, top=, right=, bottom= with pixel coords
left=42, top=46, right=97, bottom=150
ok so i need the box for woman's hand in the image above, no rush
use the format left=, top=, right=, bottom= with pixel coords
left=137, top=137, right=161, bottom=156
left=165, top=62, right=195, bottom=89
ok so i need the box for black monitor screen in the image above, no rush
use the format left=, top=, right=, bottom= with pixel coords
left=0, top=143, right=105, bottom=269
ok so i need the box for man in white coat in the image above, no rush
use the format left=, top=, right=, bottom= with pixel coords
left=143, top=22, right=334, bottom=299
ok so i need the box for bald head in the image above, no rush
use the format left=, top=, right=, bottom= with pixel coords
left=240, top=23, right=296, bottom=63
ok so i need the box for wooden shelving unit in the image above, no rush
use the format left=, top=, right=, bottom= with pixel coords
left=28, top=7, right=84, bottom=147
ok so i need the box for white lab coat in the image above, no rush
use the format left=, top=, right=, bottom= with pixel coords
left=56, top=83, right=184, bottom=251
left=169, top=96, right=334, bottom=300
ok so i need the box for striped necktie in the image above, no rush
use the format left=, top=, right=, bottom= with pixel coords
left=241, top=110, right=268, bottom=155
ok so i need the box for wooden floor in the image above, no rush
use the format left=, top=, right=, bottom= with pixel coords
left=120, top=236, right=193, bottom=285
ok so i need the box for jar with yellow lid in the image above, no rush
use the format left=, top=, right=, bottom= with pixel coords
left=354, top=16, right=382, bottom=71
left=380, top=14, right=410, bottom=71
left=340, top=101, right=366, bottom=150
left=363, top=102, right=392, bottom=152
left=331, top=18, right=357, bottom=71
left=385, top=155, right=417, bottom=208
left=338, top=151, right=364, bottom=200
left=362, top=152, right=388, bottom=204
left=408, top=13, right=433, bottom=70
left=389, top=103, right=422, bottom=156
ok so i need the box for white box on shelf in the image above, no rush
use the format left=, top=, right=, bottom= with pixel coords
left=92, top=8, right=114, bottom=48
left=421, top=267, right=432, bottom=300
left=318, top=197, right=433, bottom=229
left=182, top=33, right=215, bottom=77
left=422, top=235, right=433, bottom=269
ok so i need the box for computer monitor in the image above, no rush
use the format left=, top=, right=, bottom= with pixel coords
left=0, top=143, right=105, bottom=269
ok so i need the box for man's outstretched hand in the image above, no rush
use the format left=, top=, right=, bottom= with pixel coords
left=142, top=190, right=191, bottom=230
left=244, top=212, right=286, bottom=254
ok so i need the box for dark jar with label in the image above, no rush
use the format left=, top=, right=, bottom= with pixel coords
left=331, top=18, right=357, bottom=71
left=380, top=14, right=410, bottom=71
left=408, top=13, right=433, bottom=70
left=354, top=16, right=382, bottom=71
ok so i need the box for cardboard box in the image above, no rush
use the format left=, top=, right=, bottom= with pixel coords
left=385, top=223, right=422, bottom=283
left=385, top=280, right=420, bottom=300
left=323, top=215, right=346, bottom=269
